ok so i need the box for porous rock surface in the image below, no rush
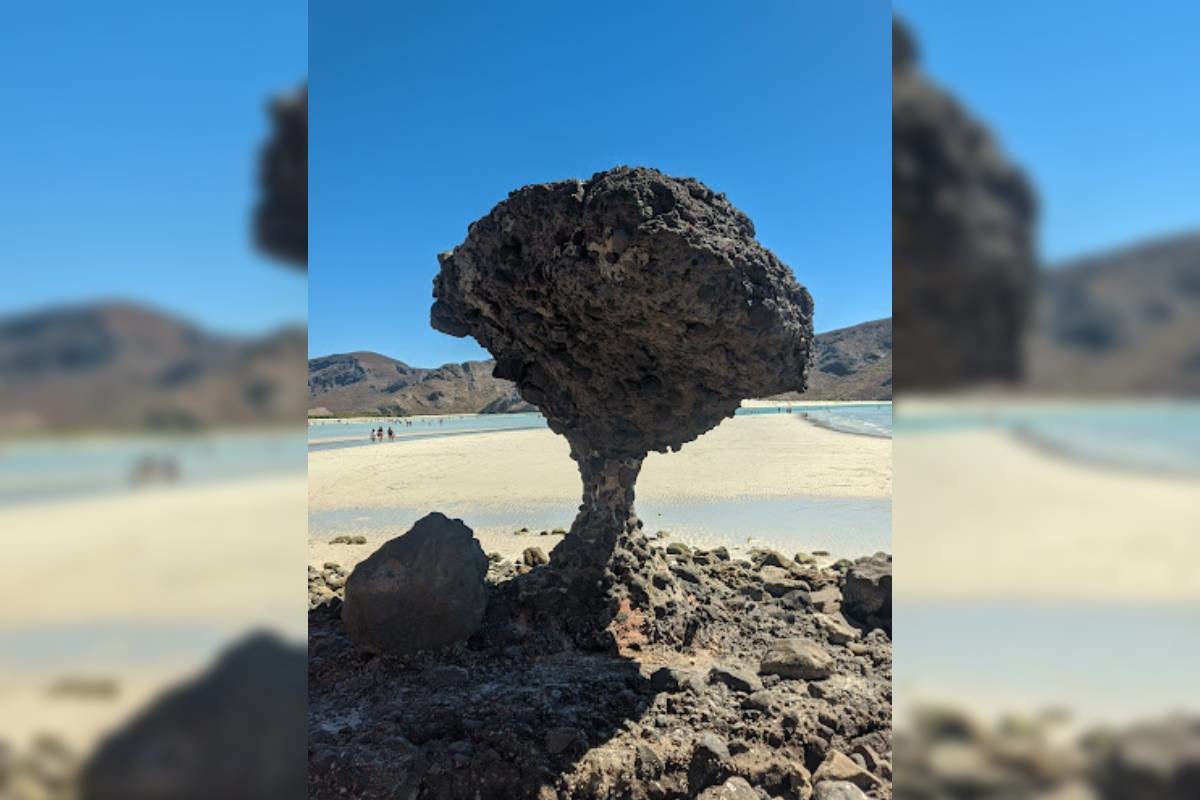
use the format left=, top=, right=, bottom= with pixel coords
left=341, top=512, right=488, bottom=656
left=892, top=19, right=1036, bottom=390
left=431, top=166, right=813, bottom=641
left=841, top=554, right=892, bottom=635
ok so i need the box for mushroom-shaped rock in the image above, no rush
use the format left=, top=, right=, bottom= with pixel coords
left=893, top=18, right=1036, bottom=389
left=432, top=167, right=813, bottom=580
left=342, top=512, right=488, bottom=655
left=255, top=84, right=308, bottom=268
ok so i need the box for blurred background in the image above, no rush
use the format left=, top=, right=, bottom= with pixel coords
left=0, top=2, right=307, bottom=797
left=892, top=2, right=1199, bottom=798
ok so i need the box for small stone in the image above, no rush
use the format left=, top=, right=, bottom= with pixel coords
left=696, top=776, right=757, bottom=800
left=712, top=546, right=730, bottom=561
left=689, top=733, right=733, bottom=792
left=742, top=690, right=776, bottom=712
left=812, top=751, right=883, bottom=791
left=808, top=585, right=843, bottom=614
left=551, top=528, right=567, bottom=536
left=814, top=613, right=860, bottom=645
left=666, top=542, right=692, bottom=558
left=759, top=639, right=835, bottom=680
left=793, top=550, right=816, bottom=564
left=522, top=547, right=548, bottom=567
left=649, top=667, right=691, bottom=693
left=709, top=666, right=763, bottom=694
left=813, top=781, right=868, bottom=800
left=545, top=726, right=583, bottom=755
left=756, top=549, right=795, bottom=570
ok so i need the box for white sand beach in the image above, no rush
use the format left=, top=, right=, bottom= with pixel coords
left=0, top=473, right=306, bottom=751
left=894, top=426, right=1200, bottom=603
left=309, top=412, right=891, bottom=570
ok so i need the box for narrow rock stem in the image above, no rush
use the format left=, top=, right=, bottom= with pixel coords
left=551, top=450, right=644, bottom=572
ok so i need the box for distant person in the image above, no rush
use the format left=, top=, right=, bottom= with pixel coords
left=387, top=427, right=394, bottom=440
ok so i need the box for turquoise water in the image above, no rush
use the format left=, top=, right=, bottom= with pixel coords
left=897, top=403, right=1200, bottom=475
left=308, top=402, right=893, bottom=451
left=0, top=431, right=306, bottom=506
left=310, top=495, right=891, bottom=560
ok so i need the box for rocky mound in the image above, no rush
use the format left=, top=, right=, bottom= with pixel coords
left=892, top=18, right=1037, bottom=390
left=896, top=707, right=1200, bottom=800
left=309, top=547, right=892, bottom=799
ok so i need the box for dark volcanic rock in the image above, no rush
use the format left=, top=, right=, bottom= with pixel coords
left=431, top=166, right=813, bottom=642
left=342, top=512, right=488, bottom=655
left=841, top=553, right=892, bottom=633
left=308, top=548, right=893, bottom=800
left=759, top=638, right=835, bottom=681
left=1091, top=717, right=1200, bottom=800
left=892, top=19, right=1037, bottom=389
left=255, top=84, right=307, bottom=267
left=80, top=632, right=305, bottom=799
left=432, top=166, right=813, bottom=461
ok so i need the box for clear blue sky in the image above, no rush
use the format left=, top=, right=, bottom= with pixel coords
left=311, top=0, right=891, bottom=364
left=0, top=2, right=307, bottom=335
left=897, top=0, right=1200, bottom=265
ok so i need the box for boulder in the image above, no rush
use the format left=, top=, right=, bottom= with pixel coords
left=759, top=639, right=834, bottom=680
left=341, top=512, right=488, bottom=655
left=841, top=554, right=891, bottom=632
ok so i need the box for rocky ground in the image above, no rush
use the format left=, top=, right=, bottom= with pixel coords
left=309, top=540, right=894, bottom=799
left=895, top=707, right=1200, bottom=800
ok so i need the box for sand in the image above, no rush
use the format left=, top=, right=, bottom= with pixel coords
left=1, top=473, right=307, bottom=751
left=2, top=474, right=307, bottom=628
left=309, top=413, right=891, bottom=570
left=894, top=426, right=1200, bottom=603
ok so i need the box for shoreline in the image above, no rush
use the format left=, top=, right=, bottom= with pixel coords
left=309, top=412, right=892, bottom=574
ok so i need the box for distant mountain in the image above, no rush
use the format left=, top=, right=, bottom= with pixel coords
left=309, top=318, right=893, bottom=417
left=307, top=353, right=529, bottom=416
left=0, top=302, right=306, bottom=432
left=773, top=318, right=892, bottom=402
left=1027, top=231, right=1200, bottom=396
